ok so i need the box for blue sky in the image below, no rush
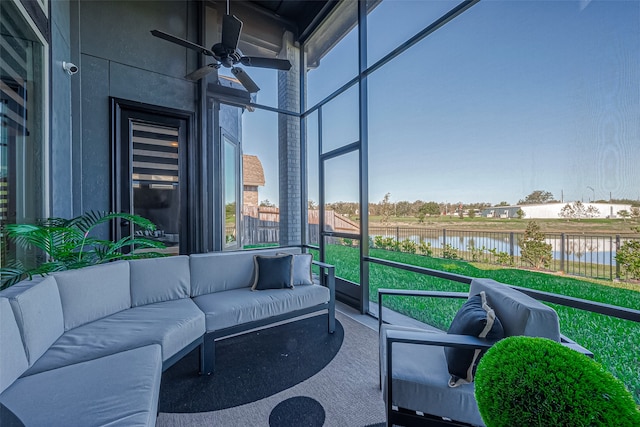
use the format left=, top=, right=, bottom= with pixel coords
left=242, top=0, right=639, bottom=207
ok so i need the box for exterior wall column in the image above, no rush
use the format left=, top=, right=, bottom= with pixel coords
left=278, top=31, right=301, bottom=245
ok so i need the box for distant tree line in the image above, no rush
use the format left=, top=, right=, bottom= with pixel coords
left=309, top=190, right=639, bottom=220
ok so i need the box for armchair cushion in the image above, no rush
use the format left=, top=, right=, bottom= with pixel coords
left=445, top=291, right=504, bottom=387
left=380, top=325, right=485, bottom=426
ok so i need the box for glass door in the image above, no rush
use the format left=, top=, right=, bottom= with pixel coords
left=320, top=149, right=362, bottom=308
left=130, top=121, right=182, bottom=255
left=113, top=103, right=189, bottom=255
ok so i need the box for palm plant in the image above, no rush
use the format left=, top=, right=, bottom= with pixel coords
left=0, top=211, right=167, bottom=289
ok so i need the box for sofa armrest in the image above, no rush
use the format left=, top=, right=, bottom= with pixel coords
left=312, top=261, right=335, bottom=293
left=312, top=260, right=335, bottom=333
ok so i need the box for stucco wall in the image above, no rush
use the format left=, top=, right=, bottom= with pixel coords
left=69, top=1, right=197, bottom=216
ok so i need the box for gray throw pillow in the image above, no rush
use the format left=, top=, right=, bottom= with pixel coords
left=278, top=253, right=313, bottom=286
left=445, top=291, right=504, bottom=387
left=251, top=254, right=294, bottom=290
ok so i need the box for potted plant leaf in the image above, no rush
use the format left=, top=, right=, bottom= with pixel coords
left=0, top=211, right=167, bottom=290
left=474, top=336, right=640, bottom=427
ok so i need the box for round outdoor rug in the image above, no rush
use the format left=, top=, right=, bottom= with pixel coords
left=158, top=314, right=344, bottom=413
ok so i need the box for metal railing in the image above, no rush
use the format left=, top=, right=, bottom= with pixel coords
left=369, top=226, right=639, bottom=282
left=367, top=256, right=640, bottom=323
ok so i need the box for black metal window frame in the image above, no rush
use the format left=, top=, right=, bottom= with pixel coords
left=301, top=0, right=480, bottom=313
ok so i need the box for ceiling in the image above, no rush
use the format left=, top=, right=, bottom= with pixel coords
left=230, top=0, right=338, bottom=42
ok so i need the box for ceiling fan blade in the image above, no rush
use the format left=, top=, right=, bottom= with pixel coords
left=222, top=15, right=243, bottom=51
left=151, top=30, right=215, bottom=57
left=231, top=67, right=260, bottom=93
left=185, top=64, right=217, bottom=81
left=240, top=56, right=292, bottom=71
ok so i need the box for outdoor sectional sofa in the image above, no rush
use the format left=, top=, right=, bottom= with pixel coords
left=0, top=247, right=335, bottom=426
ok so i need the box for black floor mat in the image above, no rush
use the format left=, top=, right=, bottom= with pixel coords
left=158, top=314, right=344, bottom=413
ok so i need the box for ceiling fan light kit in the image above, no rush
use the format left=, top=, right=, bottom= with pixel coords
left=151, top=8, right=291, bottom=94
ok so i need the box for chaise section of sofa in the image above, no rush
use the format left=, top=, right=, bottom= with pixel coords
left=0, top=292, right=163, bottom=427
left=1, top=345, right=162, bottom=427
left=0, top=256, right=206, bottom=425
left=23, top=257, right=205, bottom=376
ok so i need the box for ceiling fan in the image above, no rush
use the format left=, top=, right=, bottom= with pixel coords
left=151, top=8, right=291, bottom=93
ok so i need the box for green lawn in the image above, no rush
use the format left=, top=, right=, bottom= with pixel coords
left=317, top=244, right=640, bottom=403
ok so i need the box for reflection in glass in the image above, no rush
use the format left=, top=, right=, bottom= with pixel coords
left=241, top=108, right=281, bottom=248
left=0, top=1, right=45, bottom=269
left=224, top=135, right=239, bottom=248
left=306, top=111, right=319, bottom=245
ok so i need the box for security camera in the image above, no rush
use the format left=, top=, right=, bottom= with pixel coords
left=62, top=62, right=78, bottom=75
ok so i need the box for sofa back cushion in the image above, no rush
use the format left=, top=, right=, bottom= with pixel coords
left=54, top=261, right=131, bottom=331
left=469, top=278, right=560, bottom=341
left=190, top=247, right=301, bottom=296
left=0, top=297, right=28, bottom=393
left=3, top=276, right=64, bottom=365
left=129, top=256, right=190, bottom=307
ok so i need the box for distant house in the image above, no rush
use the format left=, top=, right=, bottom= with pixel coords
left=481, top=202, right=632, bottom=219
left=243, top=155, right=265, bottom=208
left=482, top=206, right=521, bottom=218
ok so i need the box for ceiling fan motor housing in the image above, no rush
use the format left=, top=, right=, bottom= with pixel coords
left=212, top=44, right=242, bottom=68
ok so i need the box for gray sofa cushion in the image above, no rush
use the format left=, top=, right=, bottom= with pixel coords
left=380, top=325, right=484, bottom=426
left=0, top=298, right=28, bottom=394
left=279, top=252, right=314, bottom=286
left=193, top=283, right=329, bottom=332
left=129, top=255, right=190, bottom=307
left=0, top=344, right=162, bottom=427
left=190, top=247, right=301, bottom=296
left=54, top=261, right=131, bottom=331
left=5, top=276, right=64, bottom=365
left=24, top=298, right=205, bottom=376
left=470, top=278, right=560, bottom=341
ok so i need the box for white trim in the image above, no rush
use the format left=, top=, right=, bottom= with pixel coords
left=38, top=0, right=49, bottom=18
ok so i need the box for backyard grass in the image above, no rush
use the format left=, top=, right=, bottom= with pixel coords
left=316, top=244, right=640, bottom=404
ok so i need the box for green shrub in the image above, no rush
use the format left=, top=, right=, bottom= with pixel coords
left=489, top=248, right=514, bottom=266
left=519, top=220, right=552, bottom=269
left=418, top=240, right=433, bottom=257
left=400, top=238, right=417, bottom=254
left=475, top=336, right=640, bottom=427
left=468, top=241, right=488, bottom=262
left=616, top=227, right=640, bottom=279
left=342, top=238, right=353, bottom=247
left=442, top=243, right=459, bottom=259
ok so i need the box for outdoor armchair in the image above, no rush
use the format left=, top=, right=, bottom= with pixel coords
left=378, top=278, right=568, bottom=427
